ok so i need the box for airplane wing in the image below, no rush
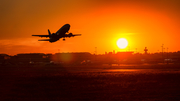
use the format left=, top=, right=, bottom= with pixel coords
left=32, top=35, right=50, bottom=37
left=38, top=39, right=50, bottom=41
left=64, top=33, right=81, bottom=37
left=72, top=34, right=81, bottom=36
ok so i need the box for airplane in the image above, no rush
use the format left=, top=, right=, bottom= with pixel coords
left=32, top=24, right=81, bottom=43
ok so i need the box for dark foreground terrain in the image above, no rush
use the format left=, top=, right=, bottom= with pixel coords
left=1, top=64, right=180, bottom=101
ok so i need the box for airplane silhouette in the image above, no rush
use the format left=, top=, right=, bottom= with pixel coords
left=32, top=24, right=81, bottom=43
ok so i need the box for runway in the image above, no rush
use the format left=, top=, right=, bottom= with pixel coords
left=1, top=65, right=180, bottom=100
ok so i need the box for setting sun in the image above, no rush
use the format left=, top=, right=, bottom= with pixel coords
left=117, top=38, right=128, bottom=49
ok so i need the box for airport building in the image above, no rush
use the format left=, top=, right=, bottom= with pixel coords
left=1, top=51, right=180, bottom=66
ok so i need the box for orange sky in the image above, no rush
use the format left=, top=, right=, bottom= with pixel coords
left=0, top=0, right=180, bottom=55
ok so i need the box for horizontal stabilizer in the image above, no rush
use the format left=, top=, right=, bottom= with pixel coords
left=38, top=39, right=50, bottom=41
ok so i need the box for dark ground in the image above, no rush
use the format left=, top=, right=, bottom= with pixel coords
left=1, top=64, right=180, bottom=101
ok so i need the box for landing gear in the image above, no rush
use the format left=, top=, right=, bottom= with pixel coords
left=63, top=39, right=65, bottom=41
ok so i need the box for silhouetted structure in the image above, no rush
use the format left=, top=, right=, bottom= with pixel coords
left=144, top=47, right=148, bottom=54
left=1, top=51, right=180, bottom=66
left=10, top=53, right=49, bottom=65
left=51, top=52, right=92, bottom=65
left=0, top=54, right=10, bottom=65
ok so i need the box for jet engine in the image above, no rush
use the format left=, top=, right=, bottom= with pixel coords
left=52, top=33, right=56, bottom=36
left=68, top=33, right=73, bottom=37
left=63, top=38, right=65, bottom=41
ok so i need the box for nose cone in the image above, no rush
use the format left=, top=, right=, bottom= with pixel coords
left=62, top=24, right=70, bottom=30
left=64, top=24, right=70, bottom=28
left=58, top=24, right=70, bottom=34
left=63, top=24, right=70, bottom=32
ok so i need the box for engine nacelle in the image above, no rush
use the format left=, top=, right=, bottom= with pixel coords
left=63, top=38, right=65, bottom=41
left=69, top=33, right=73, bottom=37
left=52, top=33, right=56, bottom=36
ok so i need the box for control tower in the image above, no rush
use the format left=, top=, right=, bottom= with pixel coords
left=144, top=47, right=148, bottom=54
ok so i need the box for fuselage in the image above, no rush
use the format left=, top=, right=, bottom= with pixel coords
left=49, top=24, right=70, bottom=42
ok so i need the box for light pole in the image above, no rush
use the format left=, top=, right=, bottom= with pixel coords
left=95, top=47, right=97, bottom=55
left=161, top=44, right=164, bottom=63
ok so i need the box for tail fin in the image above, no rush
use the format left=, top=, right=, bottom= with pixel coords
left=48, top=29, right=51, bottom=35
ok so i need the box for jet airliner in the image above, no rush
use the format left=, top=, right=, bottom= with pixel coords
left=32, top=24, right=81, bottom=42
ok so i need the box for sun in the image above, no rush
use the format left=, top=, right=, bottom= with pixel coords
left=117, top=38, right=128, bottom=49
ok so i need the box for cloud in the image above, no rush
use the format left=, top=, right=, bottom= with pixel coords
left=0, top=38, right=46, bottom=55
left=0, top=38, right=44, bottom=46
left=0, top=38, right=76, bottom=55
